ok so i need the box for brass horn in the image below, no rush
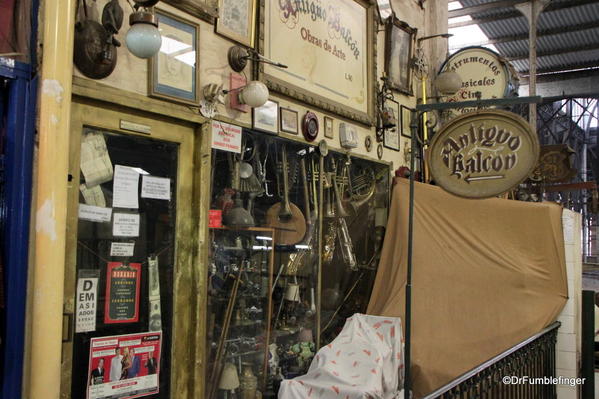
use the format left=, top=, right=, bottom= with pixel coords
left=331, top=161, right=350, bottom=217
left=324, top=172, right=336, bottom=218
left=349, top=166, right=376, bottom=210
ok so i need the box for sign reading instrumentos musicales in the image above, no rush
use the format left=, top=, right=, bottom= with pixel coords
left=428, top=110, right=539, bottom=199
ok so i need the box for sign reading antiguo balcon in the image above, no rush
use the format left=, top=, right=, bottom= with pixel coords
left=428, top=110, right=539, bottom=198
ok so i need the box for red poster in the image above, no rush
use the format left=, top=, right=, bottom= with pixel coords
left=104, top=262, right=141, bottom=324
left=87, top=332, right=162, bottom=399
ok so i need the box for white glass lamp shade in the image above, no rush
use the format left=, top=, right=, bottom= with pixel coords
left=126, top=12, right=162, bottom=59
left=434, top=70, right=463, bottom=95
left=219, top=363, right=240, bottom=390
left=238, top=81, right=269, bottom=108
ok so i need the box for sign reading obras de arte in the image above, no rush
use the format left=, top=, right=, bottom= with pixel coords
left=439, top=47, right=518, bottom=117
left=260, top=0, right=373, bottom=124
left=428, top=110, right=539, bottom=198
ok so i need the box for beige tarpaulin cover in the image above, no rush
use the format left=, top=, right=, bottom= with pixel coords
left=367, top=178, right=568, bottom=397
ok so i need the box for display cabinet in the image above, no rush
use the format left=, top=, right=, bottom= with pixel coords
left=206, top=227, right=274, bottom=399
left=206, top=132, right=390, bottom=398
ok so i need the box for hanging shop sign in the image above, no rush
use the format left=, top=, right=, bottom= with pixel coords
left=438, top=47, right=519, bottom=117
left=104, top=262, right=141, bottom=324
left=428, top=110, right=539, bottom=198
left=530, top=144, right=577, bottom=183
left=87, top=331, right=162, bottom=399
left=260, top=0, right=375, bottom=125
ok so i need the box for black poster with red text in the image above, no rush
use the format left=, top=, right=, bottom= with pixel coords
left=104, top=262, right=141, bottom=324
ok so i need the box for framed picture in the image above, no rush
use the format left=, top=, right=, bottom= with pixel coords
left=376, top=0, right=394, bottom=23
left=383, top=99, right=400, bottom=151
left=280, top=107, right=298, bottom=134
left=385, top=17, right=417, bottom=95
left=149, top=11, right=200, bottom=106
left=324, top=116, right=334, bottom=139
left=253, top=100, right=279, bottom=134
left=259, top=0, right=376, bottom=126
left=216, top=0, right=256, bottom=47
left=401, top=105, right=415, bottom=138
left=162, top=0, right=217, bottom=23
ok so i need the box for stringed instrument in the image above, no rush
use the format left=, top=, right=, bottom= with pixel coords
left=265, top=145, right=306, bottom=245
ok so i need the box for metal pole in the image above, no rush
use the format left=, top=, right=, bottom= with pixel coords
left=404, top=111, right=419, bottom=399
left=515, top=0, right=549, bottom=127
left=27, top=0, right=76, bottom=398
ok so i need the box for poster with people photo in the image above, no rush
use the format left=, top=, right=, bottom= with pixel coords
left=87, top=332, right=162, bottom=399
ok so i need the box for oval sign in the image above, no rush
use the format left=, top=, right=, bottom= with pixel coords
left=438, top=47, right=518, bottom=117
left=428, top=110, right=539, bottom=198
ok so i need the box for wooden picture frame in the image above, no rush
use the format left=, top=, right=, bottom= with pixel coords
left=385, top=17, right=417, bottom=95
left=383, top=99, right=400, bottom=151
left=376, top=0, right=394, bottom=23
left=162, top=0, right=217, bottom=23
left=324, top=116, right=334, bottom=139
left=149, top=10, right=200, bottom=106
left=280, top=107, right=298, bottom=134
left=258, top=0, right=377, bottom=126
left=253, top=100, right=279, bottom=134
left=401, top=105, right=414, bottom=138
left=216, top=0, right=256, bottom=47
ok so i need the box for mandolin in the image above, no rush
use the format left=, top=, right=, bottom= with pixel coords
left=266, top=145, right=306, bottom=245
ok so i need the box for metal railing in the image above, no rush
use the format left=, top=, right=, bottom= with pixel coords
left=423, top=321, right=561, bottom=399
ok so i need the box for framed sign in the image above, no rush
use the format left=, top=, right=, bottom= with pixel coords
left=385, top=17, right=416, bottom=95
left=149, top=11, right=200, bottom=105
left=437, top=46, right=518, bottom=118
left=104, top=262, right=141, bottom=324
left=216, top=0, right=256, bottom=47
left=259, top=0, right=376, bottom=125
left=252, top=100, right=279, bottom=134
left=427, top=110, right=539, bottom=198
left=400, top=105, right=414, bottom=138
left=280, top=107, right=299, bottom=134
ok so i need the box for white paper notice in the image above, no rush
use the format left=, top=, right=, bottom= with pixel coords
left=110, top=242, right=135, bottom=257
left=113, top=165, right=139, bottom=209
left=76, top=273, right=99, bottom=333
left=141, top=175, right=171, bottom=200
left=211, top=120, right=242, bottom=153
left=113, top=213, right=140, bottom=237
left=80, top=184, right=106, bottom=207
left=80, top=132, right=114, bottom=187
left=79, top=204, right=112, bottom=223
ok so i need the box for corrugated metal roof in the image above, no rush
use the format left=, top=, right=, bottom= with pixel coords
left=452, top=0, right=599, bottom=76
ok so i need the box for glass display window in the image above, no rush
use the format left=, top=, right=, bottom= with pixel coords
left=207, top=131, right=389, bottom=398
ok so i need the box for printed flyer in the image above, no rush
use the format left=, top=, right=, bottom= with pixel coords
left=104, top=262, right=141, bottom=324
left=87, top=332, right=162, bottom=399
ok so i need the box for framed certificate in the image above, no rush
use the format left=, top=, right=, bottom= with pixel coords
left=216, top=0, right=256, bottom=47
left=149, top=11, right=200, bottom=106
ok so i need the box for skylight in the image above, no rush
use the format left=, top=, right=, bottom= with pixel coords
left=448, top=1, right=499, bottom=54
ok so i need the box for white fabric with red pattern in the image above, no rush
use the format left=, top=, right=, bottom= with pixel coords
left=278, top=313, right=405, bottom=399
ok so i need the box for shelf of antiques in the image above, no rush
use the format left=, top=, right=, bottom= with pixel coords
left=206, top=227, right=275, bottom=399
left=207, top=132, right=390, bottom=398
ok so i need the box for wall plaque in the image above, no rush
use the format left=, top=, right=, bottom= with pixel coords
left=260, top=0, right=375, bottom=125
left=438, top=47, right=518, bottom=118
left=428, top=110, right=539, bottom=198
